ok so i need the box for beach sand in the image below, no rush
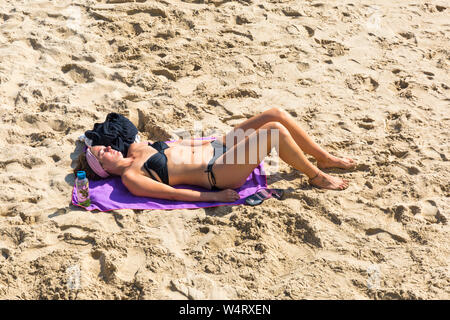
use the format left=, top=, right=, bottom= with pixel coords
left=0, top=0, right=448, bottom=299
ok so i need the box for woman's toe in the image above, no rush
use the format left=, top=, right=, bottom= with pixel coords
left=347, top=158, right=356, bottom=167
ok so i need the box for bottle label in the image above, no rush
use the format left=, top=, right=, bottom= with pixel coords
left=77, top=180, right=91, bottom=207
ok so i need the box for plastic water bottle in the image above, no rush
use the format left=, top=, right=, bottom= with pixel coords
left=76, top=171, right=91, bottom=207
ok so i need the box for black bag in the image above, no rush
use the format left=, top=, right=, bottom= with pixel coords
left=85, top=113, right=138, bottom=157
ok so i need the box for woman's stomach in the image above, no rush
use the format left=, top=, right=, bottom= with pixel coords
left=166, top=144, right=214, bottom=187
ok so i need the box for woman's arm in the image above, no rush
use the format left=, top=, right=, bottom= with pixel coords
left=122, top=171, right=239, bottom=202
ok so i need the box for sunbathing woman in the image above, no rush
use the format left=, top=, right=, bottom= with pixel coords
left=74, top=108, right=355, bottom=203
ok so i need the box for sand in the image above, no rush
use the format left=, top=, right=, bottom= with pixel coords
left=0, top=0, right=449, bottom=300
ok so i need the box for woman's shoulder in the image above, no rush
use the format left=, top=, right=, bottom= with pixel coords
left=128, top=141, right=149, bottom=152
left=125, top=142, right=153, bottom=173
left=122, top=160, right=145, bottom=183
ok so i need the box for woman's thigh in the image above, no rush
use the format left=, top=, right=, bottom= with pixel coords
left=213, top=127, right=273, bottom=189
left=217, top=108, right=284, bottom=147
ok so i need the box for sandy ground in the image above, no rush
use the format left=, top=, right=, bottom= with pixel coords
left=0, top=0, right=449, bottom=300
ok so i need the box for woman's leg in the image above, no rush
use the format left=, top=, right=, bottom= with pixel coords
left=219, top=107, right=355, bottom=169
left=213, top=121, right=349, bottom=190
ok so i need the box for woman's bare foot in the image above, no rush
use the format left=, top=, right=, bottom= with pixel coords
left=317, top=155, right=356, bottom=170
left=308, top=171, right=349, bottom=190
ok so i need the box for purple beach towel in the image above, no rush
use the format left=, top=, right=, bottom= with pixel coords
left=72, top=138, right=268, bottom=212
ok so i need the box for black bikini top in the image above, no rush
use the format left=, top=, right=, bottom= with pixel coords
left=143, top=141, right=170, bottom=185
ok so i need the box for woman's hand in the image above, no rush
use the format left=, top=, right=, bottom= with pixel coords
left=213, top=189, right=240, bottom=202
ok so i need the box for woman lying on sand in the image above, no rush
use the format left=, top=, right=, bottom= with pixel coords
left=75, top=108, right=355, bottom=202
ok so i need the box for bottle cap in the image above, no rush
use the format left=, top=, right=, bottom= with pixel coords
left=77, top=171, right=86, bottom=180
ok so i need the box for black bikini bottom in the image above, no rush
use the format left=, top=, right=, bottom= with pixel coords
left=205, top=139, right=229, bottom=190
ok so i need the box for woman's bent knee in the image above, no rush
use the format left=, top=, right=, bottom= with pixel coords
left=264, top=107, right=288, bottom=122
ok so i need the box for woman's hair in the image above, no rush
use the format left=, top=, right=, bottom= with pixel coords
left=74, top=152, right=102, bottom=180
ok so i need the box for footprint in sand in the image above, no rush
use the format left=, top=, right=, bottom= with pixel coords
left=61, top=64, right=94, bottom=83
left=398, top=31, right=417, bottom=43
left=1, top=248, right=10, bottom=261
left=365, top=228, right=408, bottom=244
left=235, top=14, right=254, bottom=25
left=222, top=88, right=260, bottom=99
left=345, top=74, right=379, bottom=92
left=115, top=248, right=146, bottom=282
left=412, top=200, right=447, bottom=224
left=394, top=78, right=409, bottom=90
left=281, top=7, right=305, bottom=18
left=357, top=115, right=376, bottom=130
left=126, top=7, right=167, bottom=19
left=152, top=68, right=177, bottom=81
left=420, top=3, right=447, bottom=13
left=314, top=38, right=349, bottom=57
